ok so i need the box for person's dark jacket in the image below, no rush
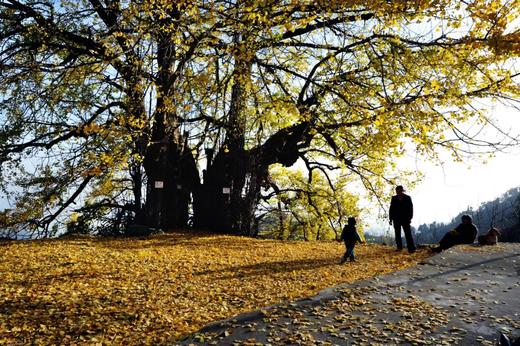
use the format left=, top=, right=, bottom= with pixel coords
left=389, top=194, right=413, bottom=223
left=454, top=223, right=478, bottom=243
left=341, top=224, right=362, bottom=245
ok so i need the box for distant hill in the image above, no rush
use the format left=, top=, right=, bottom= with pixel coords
left=414, top=186, right=520, bottom=243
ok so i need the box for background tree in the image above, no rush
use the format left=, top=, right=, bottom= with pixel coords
left=257, top=164, right=362, bottom=240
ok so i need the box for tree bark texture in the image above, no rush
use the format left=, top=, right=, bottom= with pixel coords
left=143, top=139, right=199, bottom=229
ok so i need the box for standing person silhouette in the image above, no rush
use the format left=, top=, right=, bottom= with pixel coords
left=389, top=185, right=416, bottom=253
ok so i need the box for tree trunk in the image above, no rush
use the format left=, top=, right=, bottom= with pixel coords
left=141, top=27, right=200, bottom=230
left=192, top=52, right=254, bottom=233
left=191, top=39, right=316, bottom=235
left=193, top=150, right=266, bottom=235
left=130, top=162, right=144, bottom=223
left=192, top=151, right=235, bottom=232
left=143, top=139, right=199, bottom=229
left=192, top=120, right=314, bottom=235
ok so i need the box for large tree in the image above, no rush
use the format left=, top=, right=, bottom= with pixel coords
left=0, top=0, right=518, bottom=238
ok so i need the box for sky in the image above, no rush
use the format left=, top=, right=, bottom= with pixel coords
left=366, top=103, right=520, bottom=234
left=402, top=144, right=520, bottom=226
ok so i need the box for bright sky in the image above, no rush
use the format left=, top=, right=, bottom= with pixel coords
left=405, top=144, right=520, bottom=226
left=367, top=103, right=520, bottom=233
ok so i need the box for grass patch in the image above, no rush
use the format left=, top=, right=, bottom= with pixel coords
left=0, top=232, right=431, bottom=344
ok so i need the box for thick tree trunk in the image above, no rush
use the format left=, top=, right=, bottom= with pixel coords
left=192, top=152, right=235, bottom=231
left=193, top=53, right=254, bottom=233
left=191, top=39, right=317, bottom=234
left=192, top=121, right=314, bottom=234
left=193, top=151, right=266, bottom=235
left=141, top=27, right=201, bottom=230
left=143, top=139, right=199, bottom=229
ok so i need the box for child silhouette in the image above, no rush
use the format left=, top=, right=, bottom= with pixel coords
left=340, top=217, right=364, bottom=263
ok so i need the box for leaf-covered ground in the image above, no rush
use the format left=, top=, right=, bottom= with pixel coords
left=0, top=232, right=431, bottom=344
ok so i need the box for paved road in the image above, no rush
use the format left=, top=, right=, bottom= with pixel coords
left=179, top=243, right=520, bottom=345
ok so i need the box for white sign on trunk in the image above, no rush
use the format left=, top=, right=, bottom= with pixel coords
left=154, top=181, right=164, bottom=189
left=222, top=187, right=231, bottom=194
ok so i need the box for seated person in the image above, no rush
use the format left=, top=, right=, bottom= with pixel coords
left=432, top=214, right=478, bottom=253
